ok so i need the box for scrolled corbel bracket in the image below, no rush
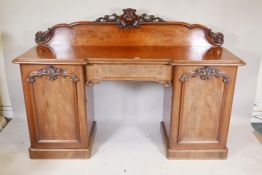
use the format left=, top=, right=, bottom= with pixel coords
left=180, top=66, right=229, bottom=84
left=86, top=78, right=103, bottom=87
left=35, top=28, right=54, bottom=44
left=206, top=29, right=224, bottom=47
left=154, top=78, right=172, bottom=88
left=27, top=65, right=79, bottom=83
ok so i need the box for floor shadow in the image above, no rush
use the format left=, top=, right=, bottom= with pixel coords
left=251, top=122, right=262, bottom=134
left=91, top=120, right=166, bottom=157
left=92, top=121, right=122, bottom=155
left=135, top=121, right=166, bottom=157
left=0, top=117, right=12, bottom=132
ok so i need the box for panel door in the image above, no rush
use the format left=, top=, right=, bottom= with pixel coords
left=21, top=64, right=88, bottom=149
left=169, top=66, right=237, bottom=150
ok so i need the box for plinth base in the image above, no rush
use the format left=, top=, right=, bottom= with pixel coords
left=160, top=122, right=228, bottom=159
left=29, top=121, right=97, bottom=159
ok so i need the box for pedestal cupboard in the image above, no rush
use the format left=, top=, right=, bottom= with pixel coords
left=13, top=8, right=245, bottom=159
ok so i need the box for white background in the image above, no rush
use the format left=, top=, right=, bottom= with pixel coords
left=0, top=0, right=262, bottom=122
left=0, top=28, right=11, bottom=107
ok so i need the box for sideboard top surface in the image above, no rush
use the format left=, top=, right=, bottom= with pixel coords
left=13, top=45, right=245, bottom=65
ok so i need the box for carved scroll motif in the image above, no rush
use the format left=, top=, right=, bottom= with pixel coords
left=140, top=13, right=165, bottom=22
left=206, top=30, right=224, bottom=46
left=27, top=65, right=79, bottom=83
left=96, top=8, right=165, bottom=28
left=35, top=28, right=54, bottom=44
left=180, top=66, right=229, bottom=84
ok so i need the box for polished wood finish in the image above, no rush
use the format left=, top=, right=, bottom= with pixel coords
left=85, top=64, right=172, bottom=87
left=160, top=122, right=228, bottom=159
left=161, top=66, right=238, bottom=159
left=34, top=8, right=223, bottom=47
left=14, top=46, right=244, bottom=65
left=13, top=9, right=244, bottom=159
left=29, top=121, right=96, bottom=159
left=34, top=24, right=221, bottom=47
left=19, top=64, right=95, bottom=158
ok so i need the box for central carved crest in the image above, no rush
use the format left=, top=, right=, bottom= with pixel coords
left=96, top=8, right=165, bottom=29
left=118, top=8, right=140, bottom=28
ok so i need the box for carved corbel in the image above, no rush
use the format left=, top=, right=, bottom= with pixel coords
left=154, top=78, right=172, bottom=88
left=86, top=78, right=103, bottom=87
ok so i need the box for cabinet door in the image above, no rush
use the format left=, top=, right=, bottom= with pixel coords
left=170, top=66, right=237, bottom=150
left=21, top=65, right=88, bottom=149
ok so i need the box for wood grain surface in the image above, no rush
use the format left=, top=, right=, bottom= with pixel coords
left=13, top=14, right=244, bottom=159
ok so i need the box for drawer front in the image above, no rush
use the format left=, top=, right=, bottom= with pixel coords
left=86, top=64, right=173, bottom=87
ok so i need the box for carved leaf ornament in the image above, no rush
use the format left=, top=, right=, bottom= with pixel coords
left=27, top=65, right=79, bottom=83
left=96, top=8, right=165, bottom=28
left=180, top=66, right=229, bottom=84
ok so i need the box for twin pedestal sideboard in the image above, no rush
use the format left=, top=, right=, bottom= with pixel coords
left=13, top=9, right=245, bottom=159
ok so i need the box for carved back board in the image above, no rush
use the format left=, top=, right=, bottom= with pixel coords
left=35, top=8, right=224, bottom=47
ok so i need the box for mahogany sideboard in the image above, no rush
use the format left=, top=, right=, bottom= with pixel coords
left=13, top=8, right=245, bottom=159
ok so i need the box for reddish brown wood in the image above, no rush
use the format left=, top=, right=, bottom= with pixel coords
left=96, top=8, right=165, bottom=28
left=13, top=9, right=245, bottom=159
left=34, top=23, right=223, bottom=47
left=161, top=66, right=238, bottom=159
left=20, top=64, right=95, bottom=158
left=13, top=46, right=244, bottom=66
left=34, top=8, right=223, bottom=47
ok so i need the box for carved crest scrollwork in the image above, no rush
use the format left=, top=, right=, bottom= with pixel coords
left=180, top=66, right=229, bottom=84
left=27, top=65, right=79, bottom=83
left=35, top=28, right=54, bottom=44
left=206, top=29, right=224, bottom=46
left=140, top=13, right=165, bottom=22
left=118, top=8, right=141, bottom=28
left=96, top=8, right=165, bottom=28
left=96, top=13, right=118, bottom=22
left=34, top=8, right=224, bottom=46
